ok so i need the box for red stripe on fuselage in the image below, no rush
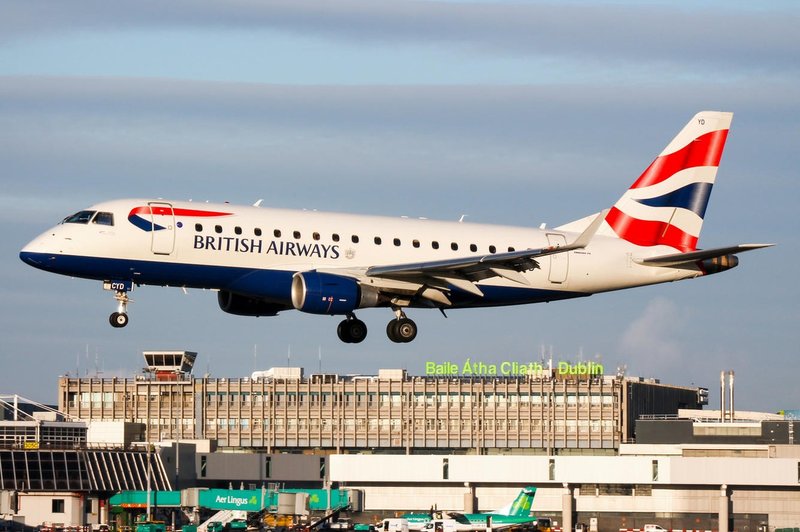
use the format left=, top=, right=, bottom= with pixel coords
left=605, top=207, right=697, bottom=252
left=129, top=206, right=232, bottom=217
left=631, top=129, right=729, bottom=189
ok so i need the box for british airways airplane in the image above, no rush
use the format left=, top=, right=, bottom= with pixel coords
left=19, top=111, right=771, bottom=343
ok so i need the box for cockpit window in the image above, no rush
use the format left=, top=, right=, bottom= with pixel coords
left=62, top=210, right=96, bottom=224
left=92, top=212, right=114, bottom=226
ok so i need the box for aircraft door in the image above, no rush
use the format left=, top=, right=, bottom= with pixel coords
left=148, top=201, right=175, bottom=255
left=546, top=233, right=568, bottom=283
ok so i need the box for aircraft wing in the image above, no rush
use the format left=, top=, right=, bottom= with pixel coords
left=319, top=211, right=605, bottom=306
left=636, top=243, right=774, bottom=267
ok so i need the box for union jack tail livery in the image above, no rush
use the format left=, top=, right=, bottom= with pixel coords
left=602, top=111, right=732, bottom=252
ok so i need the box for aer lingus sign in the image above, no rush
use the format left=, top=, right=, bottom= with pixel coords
left=198, top=489, right=265, bottom=511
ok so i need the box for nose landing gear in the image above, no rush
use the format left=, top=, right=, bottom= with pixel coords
left=104, top=281, right=132, bottom=328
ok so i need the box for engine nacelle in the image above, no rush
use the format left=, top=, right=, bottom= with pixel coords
left=217, top=290, right=287, bottom=317
left=291, top=271, right=379, bottom=315
left=700, top=254, right=739, bottom=275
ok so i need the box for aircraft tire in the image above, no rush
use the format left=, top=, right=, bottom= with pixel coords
left=337, top=320, right=353, bottom=343
left=338, top=318, right=367, bottom=343
left=109, top=312, right=129, bottom=328
left=347, top=319, right=367, bottom=343
left=387, top=318, right=417, bottom=343
left=386, top=320, right=401, bottom=343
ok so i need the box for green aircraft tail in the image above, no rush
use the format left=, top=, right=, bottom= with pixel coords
left=504, top=486, right=537, bottom=517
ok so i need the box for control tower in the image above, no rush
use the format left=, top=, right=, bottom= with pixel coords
left=142, top=350, right=197, bottom=381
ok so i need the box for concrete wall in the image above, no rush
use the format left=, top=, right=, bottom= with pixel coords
left=329, top=454, right=800, bottom=529
left=329, top=454, right=800, bottom=486
left=16, top=493, right=83, bottom=527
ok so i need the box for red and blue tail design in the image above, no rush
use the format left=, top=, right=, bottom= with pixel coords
left=603, top=111, right=733, bottom=252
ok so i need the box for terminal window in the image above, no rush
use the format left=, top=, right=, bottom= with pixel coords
left=52, top=499, right=65, bottom=513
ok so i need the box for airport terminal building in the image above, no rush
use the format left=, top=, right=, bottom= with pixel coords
left=2, top=353, right=798, bottom=531
left=55, top=353, right=705, bottom=454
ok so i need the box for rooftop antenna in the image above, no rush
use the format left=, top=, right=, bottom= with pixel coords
left=253, top=344, right=258, bottom=374
left=318, top=346, right=322, bottom=373
left=287, top=345, right=291, bottom=366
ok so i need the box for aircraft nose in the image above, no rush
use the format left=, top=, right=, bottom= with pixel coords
left=19, top=231, right=63, bottom=271
left=19, top=249, right=41, bottom=267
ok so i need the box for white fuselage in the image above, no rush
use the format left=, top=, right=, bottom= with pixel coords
left=20, top=198, right=698, bottom=309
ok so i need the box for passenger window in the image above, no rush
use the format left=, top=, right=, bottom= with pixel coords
left=489, top=245, right=496, bottom=254
left=393, top=238, right=401, bottom=246
left=508, top=246, right=515, bottom=252
left=332, top=234, right=340, bottom=242
left=92, top=212, right=114, bottom=226
left=432, top=241, right=439, bottom=249
left=215, top=225, right=223, bottom=234
left=374, top=237, right=382, bottom=245
left=293, top=231, right=301, bottom=239
left=195, top=223, right=203, bottom=232
left=351, top=235, right=359, bottom=244
left=254, top=228, right=262, bottom=236
left=412, top=240, right=420, bottom=248
left=234, top=226, right=242, bottom=235
left=312, top=232, right=320, bottom=241
left=274, top=229, right=281, bottom=238
left=470, top=244, right=477, bottom=252
left=63, top=210, right=95, bottom=224
left=451, top=242, right=458, bottom=251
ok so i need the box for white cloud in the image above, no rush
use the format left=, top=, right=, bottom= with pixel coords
left=618, top=297, right=688, bottom=375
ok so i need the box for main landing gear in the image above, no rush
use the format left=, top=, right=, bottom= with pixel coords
left=386, top=308, right=417, bottom=343
left=337, top=314, right=367, bottom=343
left=336, top=309, right=418, bottom=344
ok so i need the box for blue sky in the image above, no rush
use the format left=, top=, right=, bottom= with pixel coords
left=1, top=0, right=798, bottom=413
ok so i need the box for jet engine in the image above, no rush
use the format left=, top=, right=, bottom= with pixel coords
left=217, top=290, right=287, bottom=316
left=291, top=271, right=379, bottom=315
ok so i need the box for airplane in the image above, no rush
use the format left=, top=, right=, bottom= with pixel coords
left=404, top=486, right=537, bottom=531
left=19, top=111, right=772, bottom=344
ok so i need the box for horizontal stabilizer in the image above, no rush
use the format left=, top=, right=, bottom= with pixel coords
left=637, top=243, right=774, bottom=267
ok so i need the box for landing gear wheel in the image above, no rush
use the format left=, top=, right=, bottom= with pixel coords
left=109, top=312, right=129, bottom=328
left=387, top=317, right=417, bottom=343
left=386, top=320, right=400, bottom=342
left=337, top=317, right=367, bottom=344
left=108, top=286, right=132, bottom=329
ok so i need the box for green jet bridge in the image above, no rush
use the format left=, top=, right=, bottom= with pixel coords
left=111, top=488, right=358, bottom=531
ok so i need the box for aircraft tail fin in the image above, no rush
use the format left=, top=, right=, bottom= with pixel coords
left=492, top=487, right=536, bottom=517
left=594, top=111, right=733, bottom=252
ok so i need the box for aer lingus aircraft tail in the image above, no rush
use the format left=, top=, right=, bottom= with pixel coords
left=491, top=486, right=536, bottom=516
